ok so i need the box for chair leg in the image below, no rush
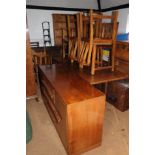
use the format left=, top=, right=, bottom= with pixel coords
left=68, top=40, right=72, bottom=57
left=73, top=40, right=78, bottom=60
left=91, top=44, right=97, bottom=75
left=86, top=44, right=93, bottom=66
left=79, top=42, right=87, bottom=68
left=78, top=41, right=84, bottom=61
left=70, top=40, right=75, bottom=63
left=111, top=42, right=116, bottom=71
left=82, top=43, right=89, bottom=66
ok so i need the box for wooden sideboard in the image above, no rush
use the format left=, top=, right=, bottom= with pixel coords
left=38, top=64, right=106, bottom=155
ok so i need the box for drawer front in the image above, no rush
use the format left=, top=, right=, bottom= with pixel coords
left=41, top=85, right=61, bottom=123
left=54, top=93, right=68, bottom=150
left=39, top=71, right=68, bottom=151
left=40, top=78, right=55, bottom=105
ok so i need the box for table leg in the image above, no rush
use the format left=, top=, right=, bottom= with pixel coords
left=104, top=82, right=108, bottom=95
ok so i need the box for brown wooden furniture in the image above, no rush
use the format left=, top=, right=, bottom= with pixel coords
left=78, top=10, right=118, bottom=75
left=79, top=68, right=128, bottom=95
left=105, top=41, right=129, bottom=111
left=79, top=69, right=128, bottom=85
left=52, top=14, right=68, bottom=46
left=107, top=79, right=129, bottom=112
left=67, top=14, right=78, bottom=62
left=52, top=14, right=77, bottom=59
left=38, top=64, right=106, bottom=155
left=78, top=40, right=129, bottom=94
left=115, top=41, right=129, bottom=74
left=31, top=47, right=52, bottom=82
left=31, top=46, right=61, bottom=63
left=77, top=12, right=91, bottom=67
left=32, top=50, right=51, bottom=66
left=26, top=22, right=37, bottom=97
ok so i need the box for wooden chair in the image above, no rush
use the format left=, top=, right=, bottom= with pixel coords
left=67, top=14, right=79, bottom=63
left=32, top=51, right=51, bottom=65
left=77, top=11, right=104, bottom=68
left=77, top=12, right=91, bottom=67
left=32, top=49, right=52, bottom=81
left=78, top=10, right=118, bottom=75
left=61, top=28, right=68, bottom=59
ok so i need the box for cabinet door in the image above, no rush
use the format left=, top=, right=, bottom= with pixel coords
left=26, top=21, right=37, bottom=97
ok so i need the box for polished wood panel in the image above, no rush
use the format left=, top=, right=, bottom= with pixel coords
left=115, top=41, right=129, bottom=61
left=115, top=41, right=129, bottom=74
left=39, top=65, right=103, bottom=104
left=107, top=79, right=129, bottom=112
left=38, top=64, right=106, bottom=155
left=26, top=23, right=37, bottom=97
left=67, top=96, right=105, bottom=154
left=79, top=69, right=128, bottom=85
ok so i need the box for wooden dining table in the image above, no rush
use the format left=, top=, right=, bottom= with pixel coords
left=78, top=68, right=128, bottom=94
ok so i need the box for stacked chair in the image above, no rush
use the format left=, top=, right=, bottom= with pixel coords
left=67, top=14, right=78, bottom=63
left=67, top=10, right=118, bottom=75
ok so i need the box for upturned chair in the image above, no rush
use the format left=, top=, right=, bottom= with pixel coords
left=67, top=14, right=78, bottom=63
left=78, top=10, right=118, bottom=75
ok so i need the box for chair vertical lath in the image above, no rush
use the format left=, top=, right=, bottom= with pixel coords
left=111, top=11, right=119, bottom=71
left=67, top=14, right=78, bottom=63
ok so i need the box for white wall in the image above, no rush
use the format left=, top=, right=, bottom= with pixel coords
left=117, top=8, right=129, bottom=33
left=26, top=9, right=78, bottom=46
left=26, top=0, right=98, bottom=9
left=27, top=8, right=129, bottom=46
left=101, top=0, right=129, bottom=9
left=103, top=8, right=129, bottom=33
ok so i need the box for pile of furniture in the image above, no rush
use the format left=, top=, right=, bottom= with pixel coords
left=27, top=9, right=129, bottom=155
left=67, top=9, right=118, bottom=75
left=38, top=64, right=106, bottom=155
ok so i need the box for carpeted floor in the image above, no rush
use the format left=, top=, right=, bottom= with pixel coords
left=26, top=98, right=128, bottom=155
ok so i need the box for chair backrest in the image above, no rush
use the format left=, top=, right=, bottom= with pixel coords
left=89, top=9, right=118, bottom=43
left=32, top=50, right=51, bottom=65
left=67, top=14, right=78, bottom=39
left=79, top=12, right=90, bottom=39
left=67, top=14, right=79, bottom=60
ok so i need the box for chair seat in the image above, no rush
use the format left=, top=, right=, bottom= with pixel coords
left=93, top=38, right=113, bottom=45
left=81, top=38, right=113, bottom=45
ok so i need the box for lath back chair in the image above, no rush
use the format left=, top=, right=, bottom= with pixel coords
left=78, top=10, right=118, bottom=75
left=31, top=49, right=51, bottom=82
left=67, top=14, right=78, bottom=63
left=77, top=12, right=90, bottom=66
left=33, top=52, right=51, bottom=65
left=78, top=11, right=104, bottom=68
left=32, top=50, right=51, bottom=71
